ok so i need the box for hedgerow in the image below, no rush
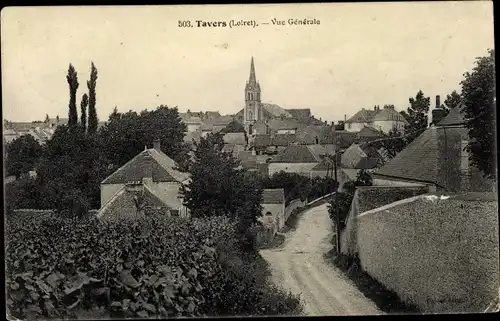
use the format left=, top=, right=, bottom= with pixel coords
left=6, top=214, right=302, bottom=319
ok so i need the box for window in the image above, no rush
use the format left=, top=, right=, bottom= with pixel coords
left=266, top=211, right=272, bottom=216
left=460, top=140, right=469, bottom=173
left=348, top=123, right=351, bottom=129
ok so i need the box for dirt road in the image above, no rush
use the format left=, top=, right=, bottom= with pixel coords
left=260, top=203, right=384, bottom=316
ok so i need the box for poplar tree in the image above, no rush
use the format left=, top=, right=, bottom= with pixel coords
left=87, top=62, right=99, bottom=134
left=66, top=64, right=79, bottom=127
left=80, top=93, right=89, bottom=133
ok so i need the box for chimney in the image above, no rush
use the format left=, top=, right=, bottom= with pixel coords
left=432, top=108, right=446, bottom=126
left=436, top=95, right=441, bottom=109
left=344, top=114, right=347, bottom=122
left=153, top=139, right=161, bottom=152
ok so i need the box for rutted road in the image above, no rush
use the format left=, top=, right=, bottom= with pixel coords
left=260, top=203, right=384, bottom=316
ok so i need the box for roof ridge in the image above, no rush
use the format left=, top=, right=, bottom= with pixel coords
left=97, top=186, right=126, bottom=218
left=101, top=150, right=149, bottom=184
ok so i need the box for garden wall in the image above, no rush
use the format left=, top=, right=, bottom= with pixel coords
left=356, top=193, right=499, bottom=313
left=340, top=185, right=430, bottom=256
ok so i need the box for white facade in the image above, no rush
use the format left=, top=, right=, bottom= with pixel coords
left=268, top=163, right=319, bottom=176
left=276, top=129, right=297, bottom=135
left=346, top=120, right=405, bottom=134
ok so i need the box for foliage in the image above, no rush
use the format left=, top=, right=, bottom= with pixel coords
left=66, top=64, right=79, bottom=127
left=5, top=214, right=302, bottom=319
left=36, top=125, right=112, bottom=210
left=259, top=171, right=310, bottom=205
left=5, top=135, right=43, bottom=178
left=371, top=126, right=407, bottom=160
left=328, top=170, right=373, bottom=232
left=444, top=90, right=461, bottom=111
left=99, top=105, right=190, bottom=171
left=182, top=133, right=262, bottom=224
left=355, top=169, right=373, bottom=187
left=5, top=179, right=47, bottom=214
left=87, top=62, right=99, bottom=135
left=403, top=90, right=430, bottom=145
left=460, top=49, right=496, bottom=179
left=80, top=93, right=88, bottom=133
left=259, top=171, right=338, bottom=205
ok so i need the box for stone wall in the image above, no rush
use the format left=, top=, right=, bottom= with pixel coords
left=340, top=185, right=430, bottom=255
left=356, top=193, right=499, bottom=313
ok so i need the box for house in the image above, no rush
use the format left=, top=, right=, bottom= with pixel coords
left=341, top=143, right=384, bottom=169
left=259, top=188, right=286, bottom=234
left=345, top=105, right=408, bottom=134
left=268, top=144, right=324, bottom=176
left=251, top=134, right=296, bottom=155
left=335, top=131, right=358, bottom=151
left=200, top=116, right=237, bottom=137
left=295, top=124, right=336, bottom=145
left=372, top=107, right=495, bottom=192
left=355, top=125, right=387, bottom=142
left=267, top=118, right=301, bottom=135
left=98, top=139, right=191, bottom=219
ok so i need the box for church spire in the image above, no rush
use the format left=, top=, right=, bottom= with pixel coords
left=249, top=57, right=256, bottom=83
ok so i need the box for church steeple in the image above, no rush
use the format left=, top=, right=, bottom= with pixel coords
left=249, top=56, right=257, bottom=83
left=244, top=57, right=262, bottom=133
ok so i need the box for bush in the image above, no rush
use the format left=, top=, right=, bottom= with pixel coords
left=5, top=214, right=302, bottom=319
left=260, top=171, right=338, bottom=205
left=327, top=192, right=354, bottom=232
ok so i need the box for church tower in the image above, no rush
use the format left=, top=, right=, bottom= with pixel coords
left=244, top=57, right=261, bottom=134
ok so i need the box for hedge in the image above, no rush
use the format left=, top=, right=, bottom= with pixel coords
left=5, top=214, right=302, bottom=319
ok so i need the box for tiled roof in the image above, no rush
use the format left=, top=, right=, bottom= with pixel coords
left=335, top=131, right=357, bottom=149
left=286, top=109, right=311, bottom=120
left=237, top=150, right=256, bottom=162
left=270, top=145, right=322, bottom=163
left=341, top=143, right=382, bottom=169
left=200, top=116, right=235, bottom=131
left=223, top=132, right=246, bottom=145
left=254, top=135, right=272, bottom=148
left=97, top=184, right=170, bottom=220
left=295, top=125, right=335, bottom=144
left=267, top=118, right=301, bottom=130
left=345, top=109, right=377, bottom=124
left=311, top=158, right=334, bottom=171
left=437, top=106, right=466, bottom=126
left=101, top=148, right=190, bottom=184
left=373, top=127, right=440, bottom=183
left=261, top=103, right=293, bottom=118
left=272, top=134, right=296, bottom=146
left=372, top=108, right=409, bottom=123
left=262, top=188, right=285, bottom=204
left=357, top=126, right=386, bottom=138
left=341, top=168, right=362, bottom=181
left=346, top=107, right=408, bottom=124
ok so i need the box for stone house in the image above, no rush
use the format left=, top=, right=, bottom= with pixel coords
left=372, top=107, right=495, bottom=192
left=345, top=105, right=408, bottom=134
left=341, top=143, right=384, bottom=169
left=258, top=188, right=286, bottom=234
left=268, top=144, right=327, bottom=176
left=98, top=140, right=191, bottom=219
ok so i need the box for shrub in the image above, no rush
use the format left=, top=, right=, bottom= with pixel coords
left=327, top=192, right=354, bottom=232
left=5, top=214, right=302, bottom=319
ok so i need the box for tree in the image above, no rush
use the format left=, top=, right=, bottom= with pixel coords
left=444, top=90, right=461, bottom=110
left=99, top=105, right=190, bottom=170
left=460, top=49, right=496, bottom=179
left=181, top=132, right=263, bottom=221
left=5, top=135, right=43, bottom=178
left=44, top=114, right=50, bottom=124
left=66, top=64, right=79, bottom=127
left=87, top=62, right=99, bottom=135
left=373, top=126, right=407, bottom=159
left=404, top=90, right=430, bottom=145
left=80, top=93, right=89, bottom=133
left=37, top=124, right=112, bottom=211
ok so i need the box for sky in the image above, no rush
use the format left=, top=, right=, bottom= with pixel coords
left=1, top=2, right=495, bottom=123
